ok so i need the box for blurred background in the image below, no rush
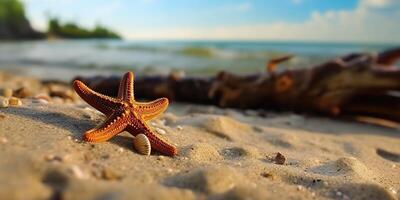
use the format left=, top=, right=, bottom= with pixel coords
left=0, top=0, right=399, bottom=81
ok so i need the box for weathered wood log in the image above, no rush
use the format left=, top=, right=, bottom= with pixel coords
left=74, top=47, right=400, bottom=122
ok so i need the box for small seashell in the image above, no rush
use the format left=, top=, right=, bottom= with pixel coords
left=133, top=134, right=151, bottom=156
left=0, top=97, right=9, bottom=108
left=8, top=97, right=22, bottom=106
left=1, top=88, right=13, bottom=98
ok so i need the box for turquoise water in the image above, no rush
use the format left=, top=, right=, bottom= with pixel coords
left=0, top=39, right=396, bottom=80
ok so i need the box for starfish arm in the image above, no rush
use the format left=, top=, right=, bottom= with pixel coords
left=136, top=98, right=169, bottom=121
left=128, top=120, right=177, bottom=156
left=73, top=80, right=121, bottom=115
left=118, top=72, right=135, bottom=102
left=83, top=110, right=129, bottom=142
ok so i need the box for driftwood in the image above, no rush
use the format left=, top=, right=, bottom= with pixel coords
left=74, top=47, right=400, bottom=123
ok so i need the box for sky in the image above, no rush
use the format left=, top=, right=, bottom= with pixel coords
left=23, top=0, right=400, bottom=43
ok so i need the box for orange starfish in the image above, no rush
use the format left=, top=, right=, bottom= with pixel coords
left=73, top=72, right=177, bottom=156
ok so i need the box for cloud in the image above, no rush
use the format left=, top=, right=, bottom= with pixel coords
left=124, top=0, right=400, bottom=43
left=360, top=0, right=392, bottom=8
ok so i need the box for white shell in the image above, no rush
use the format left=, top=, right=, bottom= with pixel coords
left=0, top=97, right=9, bottom=108
left=133, top=134, right=151, bottom=156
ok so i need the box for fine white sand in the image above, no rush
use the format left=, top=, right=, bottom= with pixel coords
left=0, top=98, right=399, bottom=200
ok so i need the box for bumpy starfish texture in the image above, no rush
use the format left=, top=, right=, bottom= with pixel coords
left=73, top=72, right=177, bottom=156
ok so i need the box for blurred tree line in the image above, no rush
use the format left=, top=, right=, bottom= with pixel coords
left=0, top=0, right=121, bottom=40
left=48, top=18, right=121, bottom=39
left=0, top=0, right=44, bottom=39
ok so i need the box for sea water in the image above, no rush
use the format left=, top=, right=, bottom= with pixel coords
left=0, top=39, right=395, bottom=80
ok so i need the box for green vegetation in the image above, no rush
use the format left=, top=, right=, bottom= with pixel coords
left=0, top=0, right=43, bottom=39
left=0, top=0, right=25, bottom=22
left=0, top=0, right=120, bottom=40
left=48, top=18, right=121, bottom=39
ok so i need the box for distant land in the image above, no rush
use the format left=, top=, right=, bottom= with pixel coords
left=47, top=18, right=120, bottom=39
left=0, top=0, right=121, bottom=40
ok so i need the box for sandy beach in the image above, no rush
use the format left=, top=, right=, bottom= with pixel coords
left=0, top=71, right=399, bottom=200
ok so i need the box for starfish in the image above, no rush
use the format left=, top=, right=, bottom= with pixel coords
left=73, top=72, right=177, bottom=156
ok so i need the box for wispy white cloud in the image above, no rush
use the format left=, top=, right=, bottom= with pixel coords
left=360, top=0, right=392, bottom=8
left=124, top=0, right=400, bottom=43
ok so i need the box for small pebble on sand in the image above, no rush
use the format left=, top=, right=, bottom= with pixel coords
left=274, top=152, right=286, bottom=165
left=296, top=185, right=304, bottom=191
left=176, top=125, right=183, bottom=131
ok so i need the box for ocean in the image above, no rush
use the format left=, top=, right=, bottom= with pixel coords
left=0, top=40, right=396, bottom=80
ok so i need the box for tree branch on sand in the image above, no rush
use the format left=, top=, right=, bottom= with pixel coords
left=74, top=47, right=400, bottom=123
